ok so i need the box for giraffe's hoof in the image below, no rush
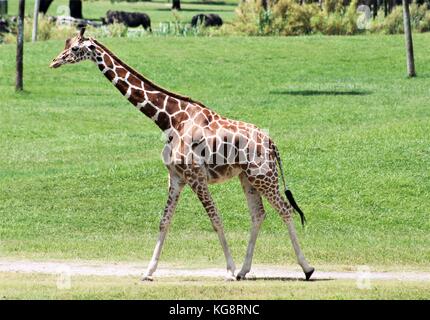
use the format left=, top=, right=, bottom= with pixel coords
left=224, top=274, right=237, bottom=282
left=141, top=275, right=154, bottom=282
left=236, top=273, right=246, bottom=281
left=305, top=267, right=315, bottom=281
left=236, top=271, right=253, bottom=281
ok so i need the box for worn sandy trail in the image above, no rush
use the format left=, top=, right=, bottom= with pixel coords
left=1, top=260, right=429, bottom=281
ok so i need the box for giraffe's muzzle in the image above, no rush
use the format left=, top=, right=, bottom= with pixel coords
left=49, top=59, right=62, bottom=68
left=50, top=52, right=67, bottom=68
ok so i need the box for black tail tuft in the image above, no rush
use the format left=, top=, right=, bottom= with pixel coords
left=285, top=189, right=306, bottom=226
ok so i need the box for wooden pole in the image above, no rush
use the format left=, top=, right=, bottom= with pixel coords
left=16, top=0, right=25, bottom=91
left=402, top=0, right=416, bottom=77
left=32, top=0, right=40, bottom=42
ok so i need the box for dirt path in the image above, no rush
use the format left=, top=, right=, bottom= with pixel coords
left=1, top=259, right=429, bottom=281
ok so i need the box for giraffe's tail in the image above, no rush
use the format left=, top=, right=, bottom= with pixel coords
left=272, top=144, right=307, bottom=226
left=285, top=189, right=306, bottom=226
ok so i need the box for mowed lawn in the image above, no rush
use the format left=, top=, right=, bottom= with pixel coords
left=8, top=0, right=237, bottom=25
left=1, top=272, right=429, bottom=300
left=0, top=34, right=429, bottom=273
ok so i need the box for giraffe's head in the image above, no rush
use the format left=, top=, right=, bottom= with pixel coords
left=50, top=28, right=96, bottom=68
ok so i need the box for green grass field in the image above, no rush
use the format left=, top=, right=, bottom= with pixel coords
left=1, top=273, right=429, bottom=299
left=0, top=33, right=430, bottom=298
left=8, top=0, right=237, bottom=25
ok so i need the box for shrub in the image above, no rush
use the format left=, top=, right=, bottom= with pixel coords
left=324, top=0, right=345, bottom=14
left=370, top=6, right=403, bottom=34
left=233, top=0, right=262, bottom=35
left=417, top=11, right=430, bottom=32
left=409, top=2, right=430, bottom=32
left=369, top=2, right=430, bottom=34
left=2, top=17, right=76, bottom=44
left=275, top=0, right=320, bottom=35
left=233, top=0, right=358, bottom=36
left=232, top=0, right=430, bottom=36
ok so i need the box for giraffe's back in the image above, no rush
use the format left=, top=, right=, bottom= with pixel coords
left=165, top=104, right=277, bottom=185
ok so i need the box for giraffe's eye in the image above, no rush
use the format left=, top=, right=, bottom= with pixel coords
left=71, top=46, right=79, bottom=52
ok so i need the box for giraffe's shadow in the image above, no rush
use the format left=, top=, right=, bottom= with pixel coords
left=242, top=277, right=334, bottom=282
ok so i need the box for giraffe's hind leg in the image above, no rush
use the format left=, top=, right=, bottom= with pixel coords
left=186, top=169, right=236, bottom=280
left=237, top=173, right=266, bottom=280
left=248, top=173, right=314, bottom=280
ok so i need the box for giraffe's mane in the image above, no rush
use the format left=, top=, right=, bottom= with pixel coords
left=92, top=39, right=206, bottom=107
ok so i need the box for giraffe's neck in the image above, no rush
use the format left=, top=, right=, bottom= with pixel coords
left=91, top=40, right=190, bottom=132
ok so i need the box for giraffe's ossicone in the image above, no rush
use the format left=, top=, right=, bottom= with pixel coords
left=50, top=28, right=314, bottom=281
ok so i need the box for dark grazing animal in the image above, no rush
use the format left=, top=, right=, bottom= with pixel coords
left=0, top=18, right=9, bottom=33
left=69, top=0, right=83, bottom=19
left=39, top=0, right=54, bottom=15
left=191, top=14, right=223, bottom=28
left=103, top=10, right=151, bottom=31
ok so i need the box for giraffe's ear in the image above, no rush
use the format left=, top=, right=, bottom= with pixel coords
left=79, top=27, right=86, bottom=38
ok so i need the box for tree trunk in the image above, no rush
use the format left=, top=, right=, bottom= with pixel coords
left=402, top=0, right=416, bottom=77
left=172, top=0, right=181, bottom=10
left=32, top=0, right=40, bottom=42
left=16, top=0, right=25, bottom=92
left=70, top=0, right=83, bottom=19
left=372, top=0, right=378, bottom=19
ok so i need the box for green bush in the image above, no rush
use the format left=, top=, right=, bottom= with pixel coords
left=324, top=0, right=345, bottom=14
left=370, top=2, right=430, bottom=34
left=233, top=0, right=358, bottom=36
left=370, top=6, right=403, bottom=34
left=2, top=17, right=76, bottom=44
left=417, top=11, right=430, bottom=32
left=233, top=0, right=262, bottom=35
left=273, top=0, right=320, bottom=35
left=410, top=2, right=430, bottom=32
left=233, top=0, right=430, bottom=36
left=311, top=0, right=359, bottom=35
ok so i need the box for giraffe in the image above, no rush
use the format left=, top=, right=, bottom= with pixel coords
left=50, top=28, right=315, bottom=281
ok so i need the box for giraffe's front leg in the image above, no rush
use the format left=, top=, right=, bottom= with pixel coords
left=187, top=171, right=236, bottom=280
left=142, top=172, right=184, bottom=281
